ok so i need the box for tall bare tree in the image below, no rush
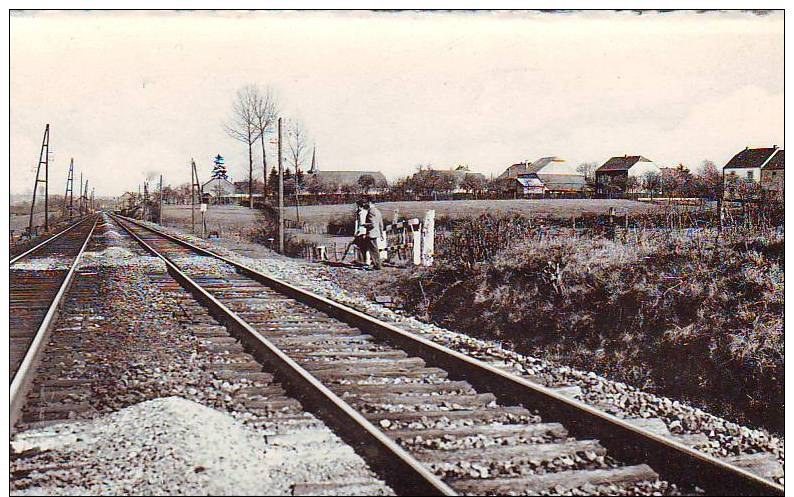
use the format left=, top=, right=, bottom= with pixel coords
left=287, top=121, right=309, bottom=223
left=251, top=87, right=280, bottom=199
left=287, top=120, right=309, bottom=173
left=225, top=85, right=259, bottom=208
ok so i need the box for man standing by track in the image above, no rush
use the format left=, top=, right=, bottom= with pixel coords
left=357, top=197, right=384, bottom=270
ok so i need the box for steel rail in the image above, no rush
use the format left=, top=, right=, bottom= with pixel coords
left=111, top=214, right=455, bottom=497
left=10, top=216, right=99, bottom=432
left=114, top=215, right=784, bottom=497
left=10, top=216, right=91, bottom=265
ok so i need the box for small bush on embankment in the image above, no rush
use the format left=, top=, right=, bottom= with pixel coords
left=390, top=218, right=784, bottom=431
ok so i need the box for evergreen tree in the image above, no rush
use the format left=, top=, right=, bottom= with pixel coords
left=211, top=154, right=228, bottom=180
left=268, top=166, right=278, bottom=194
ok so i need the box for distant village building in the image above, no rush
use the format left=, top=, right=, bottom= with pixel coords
left=305, top=157, right=387, bottom=194
left=595, top=155, right=662, bottom=194
left=420, top=165, right=487, bottom=193
left=500, top=157, right=585, bottom=195
left=761, top=150, right=784, bottom=193
left=117, top=192, right=137, bottom=210
left=723, top=146, right=783, bottom=197
left=202, top=177, right=237, bottom=204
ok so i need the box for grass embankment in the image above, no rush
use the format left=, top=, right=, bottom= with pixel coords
left=381, top=215, right=784, bottom=432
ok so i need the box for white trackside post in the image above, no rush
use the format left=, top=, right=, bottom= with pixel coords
left=421, top=210, right=435, bottom=266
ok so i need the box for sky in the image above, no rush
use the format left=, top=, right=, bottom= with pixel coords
left=10, top=10, right=783, bottom=197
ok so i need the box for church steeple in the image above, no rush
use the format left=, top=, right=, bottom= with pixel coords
left=309, top=146, right=318, bottom=174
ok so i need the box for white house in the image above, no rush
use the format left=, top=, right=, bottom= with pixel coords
left=723, top=146, right=781, bottom=186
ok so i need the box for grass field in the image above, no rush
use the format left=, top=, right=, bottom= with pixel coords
left=161, top=205, right=262, bottom=235
left=10, top=211, right=50, bottom=232
left=284, top=199, right=661, bottom=227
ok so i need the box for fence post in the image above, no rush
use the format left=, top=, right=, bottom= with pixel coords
left=412, top=227, right=421, bottom=266
left=421, top=210, right=435, bottom=267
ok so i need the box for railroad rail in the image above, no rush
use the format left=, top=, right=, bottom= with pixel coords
left=10, top=216, right=91, bottom=264
left=110, top=214, right=783, bottom=496
left=10, top=215, right=99, bottom=431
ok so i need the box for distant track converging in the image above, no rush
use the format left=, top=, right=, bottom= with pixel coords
left=104, top=214, right=782, bottom=497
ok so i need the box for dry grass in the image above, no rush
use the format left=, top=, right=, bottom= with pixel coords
left=161, top=205, right=262, bottom=237
left=283, top=199, right=661, bottom=228
left=383, top=216, right=784, bottom=431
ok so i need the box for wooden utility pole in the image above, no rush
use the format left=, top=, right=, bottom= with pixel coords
left=190, top=159, right=198, bottom=233
left=64, top=158, right=75, bottom=221
left=28, top=124, right=51, bottom=235
left=84, top=180, right=89, bottom=213
left=278, top=117, right=284, bottom=254
left=158, top=175, right=163, bottom=224
left=78, top=173, right=84, bottom=217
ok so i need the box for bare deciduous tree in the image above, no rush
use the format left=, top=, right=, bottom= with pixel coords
left=576, top=161, right=598, bottom=187
left=225, top=85, right=259, bottom=208
left=287, top=120, right=309, bottom=175
left=251, top=87, right=279, bottom=198
left=287, top=120, right=309, bottom=222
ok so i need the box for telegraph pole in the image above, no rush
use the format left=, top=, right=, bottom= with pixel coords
left=278, top=117, right=284, bottom=254
left=64, top=158, right=75, bottom=221
left=28, top=124, right=51, bottom=235
left=191, top=160, right=196, bottom=233
left=84, top=180, right=89, bottom=214
left=78, top=173, right=84, bottom=217
left=158, top=174, right=164, bottom=224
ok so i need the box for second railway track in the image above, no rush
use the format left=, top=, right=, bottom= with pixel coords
left=108, top=214, right=783, bottom=497
left=10, top=215, right=99, bottom=426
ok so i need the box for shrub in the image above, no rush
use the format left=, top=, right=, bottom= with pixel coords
left=390, top=219, right=784, bottom=431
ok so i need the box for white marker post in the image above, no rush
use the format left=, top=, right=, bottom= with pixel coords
left=200, top=202, right=208, bottom=237
left=421, top=210, right=435, bottom=267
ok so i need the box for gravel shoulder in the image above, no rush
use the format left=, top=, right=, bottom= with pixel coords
left=140, top=220, right=784, bottom=486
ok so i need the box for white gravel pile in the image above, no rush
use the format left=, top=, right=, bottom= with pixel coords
left=12, top=397, right=289, bottom=496
left=79, top=247, right=166, bottom=270
left=11, top=256, right=73, bottom=271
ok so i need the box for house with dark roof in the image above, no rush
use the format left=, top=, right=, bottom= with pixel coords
left=595, top=155, right=662, bottom=194
left=761, top=149, right=784, bottom=193
left=723, top=146, right=783, bottom=197
left=303, top=151, right=387, bottom=193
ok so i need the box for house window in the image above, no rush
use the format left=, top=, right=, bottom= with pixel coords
left=747, top=171, right=754, bottom=181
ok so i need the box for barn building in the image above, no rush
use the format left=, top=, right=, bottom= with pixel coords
left=595, top=155, right=662, bottom=194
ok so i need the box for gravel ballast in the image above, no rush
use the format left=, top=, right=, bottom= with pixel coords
left=11, top=216, right=392, bottom=496
left=141, top=221, right=784, bottom=486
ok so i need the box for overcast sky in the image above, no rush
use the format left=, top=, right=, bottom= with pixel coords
left=10, top=10, right=783, bottom=197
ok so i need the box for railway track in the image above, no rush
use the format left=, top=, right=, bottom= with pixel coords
left=109, top=214, right=783, bottom=496
left=10, top=216, right=90, bottom=263
left=10, top=215, right=99, bottom=430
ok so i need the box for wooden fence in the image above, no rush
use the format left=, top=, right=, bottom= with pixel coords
left=309, top=210, right=435, bottom=267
